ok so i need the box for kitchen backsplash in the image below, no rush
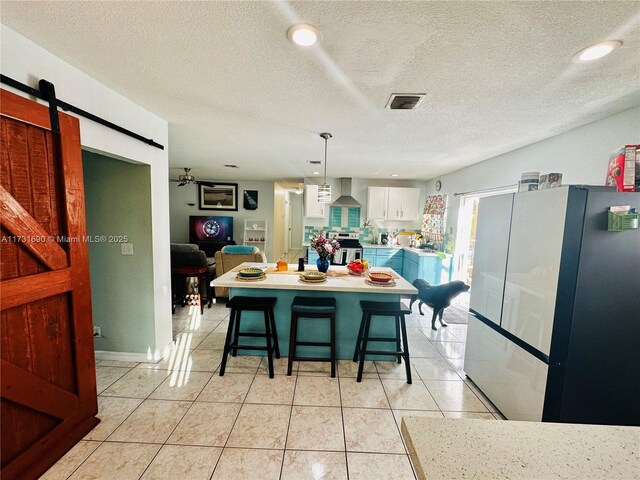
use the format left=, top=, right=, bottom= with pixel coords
left=304, top=226, right=420, bottom=244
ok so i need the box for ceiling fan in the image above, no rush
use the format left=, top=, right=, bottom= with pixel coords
left=169, top=168, right=198, bottom=186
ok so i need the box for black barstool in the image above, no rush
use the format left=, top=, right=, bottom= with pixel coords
left=220, top=296, right=280, bottom=378
left=288, top=296, right=337, bottom=377
left=353, top=300, right=412, bottom=383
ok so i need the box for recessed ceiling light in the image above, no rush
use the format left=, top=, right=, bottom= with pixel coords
left=224, top=164, right=239, bottom=168
left=573, top=40, right=622, bottom=63
left=391, top=173, right=399, bottom=177
left=312, top=171, right=320, bottom=175
left=287, top=23, right=319, bottom=47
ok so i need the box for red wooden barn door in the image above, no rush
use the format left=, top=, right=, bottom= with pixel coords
left=0, top=89, right=98, bottom=479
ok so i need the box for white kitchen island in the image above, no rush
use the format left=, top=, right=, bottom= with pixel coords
left=212, top=263, right=418, bottom=359
left=401, top=416, right=639, bottom=480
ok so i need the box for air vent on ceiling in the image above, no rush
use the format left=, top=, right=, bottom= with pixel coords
left=385, top=93, right=426, bottom=110
left=307, top=160, right=322, bottom=165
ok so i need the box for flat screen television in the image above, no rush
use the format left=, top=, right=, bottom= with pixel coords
left=189, top=216, right=234, bottom=243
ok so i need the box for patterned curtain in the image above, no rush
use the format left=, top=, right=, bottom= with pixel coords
left=422, top=195, right=447, bottom=243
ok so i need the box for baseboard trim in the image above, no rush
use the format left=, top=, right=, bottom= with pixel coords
left=95, top=341, right=175, bottom=363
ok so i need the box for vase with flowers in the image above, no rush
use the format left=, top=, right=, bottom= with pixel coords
left=310, top=231, right=340, bottom=273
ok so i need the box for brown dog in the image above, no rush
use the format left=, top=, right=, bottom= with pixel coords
left=409, top=280, right=470, bottom=330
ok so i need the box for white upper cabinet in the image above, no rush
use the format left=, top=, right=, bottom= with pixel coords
left=367, top=187, right=388, bottom=219
left=368, top=187, right=421, bottom=220
left=304, top=185, right=326, bottom=218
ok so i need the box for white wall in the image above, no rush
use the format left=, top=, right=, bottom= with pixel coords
left=303, top=177, right=428, bottom=230
left=273, top=183, right=286, bottom=260
left=169, top=180, right=276, bottom=261
left=426, top=106, right=640, bottom=233
left=289, top=192, right=303, bottom=249
left=1, top=26, right=172, bottom=359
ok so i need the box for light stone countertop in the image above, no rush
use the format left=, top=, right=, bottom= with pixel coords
left=212, top=263, right=418, bottom=295
left=401, top=417, right=639, bottom=480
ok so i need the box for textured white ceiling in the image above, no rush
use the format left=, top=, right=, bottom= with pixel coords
left=2, top=1, right=639, bottom=182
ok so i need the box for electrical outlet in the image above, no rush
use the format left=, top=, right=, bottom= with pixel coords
left=93, top=326, right=102, bottom=337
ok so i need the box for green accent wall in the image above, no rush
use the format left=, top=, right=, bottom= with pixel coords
left=83, top=151, right=155, bottom=354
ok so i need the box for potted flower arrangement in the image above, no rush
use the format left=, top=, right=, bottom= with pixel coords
left=310, top=231, right=340, bottom=273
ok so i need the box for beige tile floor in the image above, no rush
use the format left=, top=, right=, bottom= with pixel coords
left=43, top=294, right=504, bottom=480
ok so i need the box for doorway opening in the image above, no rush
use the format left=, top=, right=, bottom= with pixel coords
left=453, top=186, right=518, bottom=308
left=82, top=150, right=156, bottom=356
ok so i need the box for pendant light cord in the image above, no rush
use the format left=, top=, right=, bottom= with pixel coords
left=320, top=132, right=332, bottom=184
left=323, top=136, right=328, bottom=183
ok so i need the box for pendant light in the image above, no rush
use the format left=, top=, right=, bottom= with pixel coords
left=318, top=132, right=332, bottom=203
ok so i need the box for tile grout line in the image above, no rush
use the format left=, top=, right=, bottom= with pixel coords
left=208, top=364, right=260, bottom=479
left=337, top=359, right=350, bottom=480
left=278, top=370, right=299, bottom=480
left=121, top=361, right=203, bottom=479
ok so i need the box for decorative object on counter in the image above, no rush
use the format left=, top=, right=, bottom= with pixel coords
left=317, top=257, right=330, bottom=273
left=243, top=190, right=258, bottom=210
left=361, top=217, right=371, bottom=228
left=518, top=172, right=540, bottom=192
left=276, top=259, right=288, bottom=271
left=310, top=230, right=340, bottom=273
left=422, top=195, right=447, bottom=243
left=297, top=258, right=305, bottom=271
left=236, top=268, right=267, bottom=282
left=347, top=259, right=367, bottom=275
left=317, top=132, right=333, bottom=203
left=238, top=267, right=264, bottom=278
left=299, top=271, right=327, bottom=283
left=539, top=173, right=563, bottom=189
left=368, top=271, right=393, bottom=283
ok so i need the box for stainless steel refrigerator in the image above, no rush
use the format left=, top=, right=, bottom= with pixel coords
left=464, top=185, right=640, bottom=425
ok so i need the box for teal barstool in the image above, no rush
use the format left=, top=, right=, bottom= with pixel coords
left=288, top=296, right=337, bottom=377
left=220, top=296, right=279, bottom=378
left=353, top=300, right=412, bottom=383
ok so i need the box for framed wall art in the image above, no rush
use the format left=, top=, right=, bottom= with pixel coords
left=199, top=183, right=238, bottom=211
left=243, top=190, right=258, bottom=210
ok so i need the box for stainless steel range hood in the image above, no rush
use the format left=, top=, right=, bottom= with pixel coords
left=331, top=178, right=361, bottom=208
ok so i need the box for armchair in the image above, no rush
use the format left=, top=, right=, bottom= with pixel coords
left=214, top=245, right=267, bottom=298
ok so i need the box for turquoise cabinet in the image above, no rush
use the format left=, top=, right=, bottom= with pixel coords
left=308, top=245, right=452, bottom=284
left=362, top=248, right=378, bottom=259
left=403, top=250, right=453, bottom=285
left=363, top=247, right=403, bottom=274
left=402, top=254, right=419, bottom=284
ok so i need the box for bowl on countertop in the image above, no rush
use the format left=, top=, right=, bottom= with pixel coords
left=368, top=272, right=393, bottom=283
left=238, top=268, right=264, bottom=278
left=301, top=271, right=326, bottom=281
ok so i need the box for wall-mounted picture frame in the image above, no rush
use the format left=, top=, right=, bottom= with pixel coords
left=243, top=190, right=258, bottom=210
left=199, top=183, right=238, bottom=211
